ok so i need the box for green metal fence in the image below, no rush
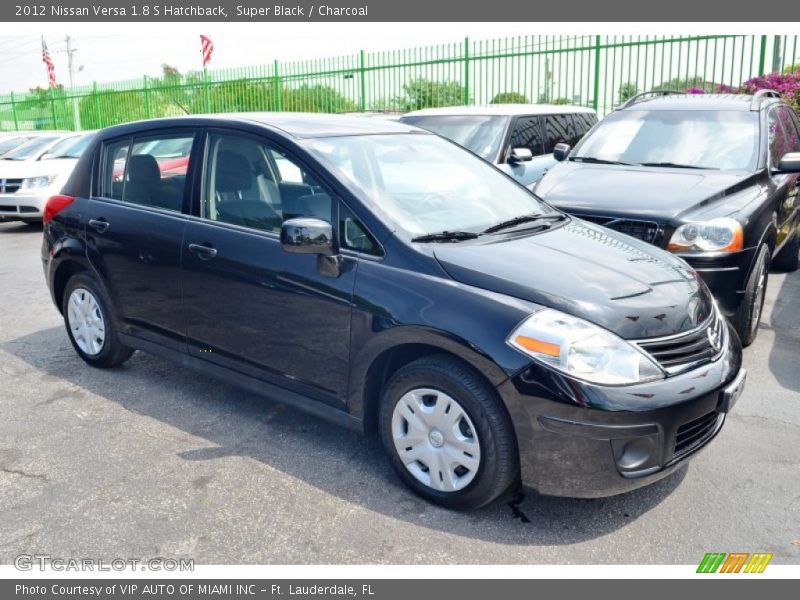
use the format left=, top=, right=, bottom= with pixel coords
left=1, top=34, right=798, bottom=132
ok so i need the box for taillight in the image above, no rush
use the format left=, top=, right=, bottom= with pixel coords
left=43, top=194, right=75, bottom=225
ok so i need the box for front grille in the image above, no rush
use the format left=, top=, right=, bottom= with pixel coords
left=674, top=410, right=721, bottom=457
left=574, top=214, right=660, bottom=245
left=636, top=310, right=725, bottom=374
left=0, top=179, right=23, bottom=194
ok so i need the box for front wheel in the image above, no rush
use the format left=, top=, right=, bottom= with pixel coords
left=732, top=244, right=770, bottom=347
left=379, top=355, right=519, bottom=510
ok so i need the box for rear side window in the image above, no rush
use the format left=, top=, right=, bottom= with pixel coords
left=100, top=133, right=194, bottom=212
left=573, top=113, right=598, bottom=139
left=543, top=114, right=578, bottom=150
left=768, top=109, right=800, bottom=170
left=508, top=117, right=544, bottom=156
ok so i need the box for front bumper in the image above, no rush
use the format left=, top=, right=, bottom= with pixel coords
left=0, top=191, right=47, bottom=220
left=498, top=321, right=743, bottom=498
left=677, top=248, right=757, bottom=317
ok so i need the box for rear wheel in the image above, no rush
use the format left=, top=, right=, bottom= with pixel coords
left=732, top=244, right=770, bottom=347
left=772, top=232, right=799, bottom=272
left=62, top=272, right=134, bottom=368
left=379, top=355, right=519, bottom=510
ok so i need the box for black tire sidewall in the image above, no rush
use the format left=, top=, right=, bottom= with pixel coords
left=379, top=356, right=518, bottom=510
left=734, top=245, right=770, bottom=346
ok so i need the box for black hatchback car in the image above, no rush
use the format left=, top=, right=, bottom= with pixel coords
left=43, top=114, right=744, bottom=510
left=535, top=90, right=800, bottom=346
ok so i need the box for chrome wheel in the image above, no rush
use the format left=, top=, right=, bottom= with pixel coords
left=391, top=388, right=481, bottom=493
left=67, top=288, right=106, bottom=356
left=750, top=262, right=766, bottom=335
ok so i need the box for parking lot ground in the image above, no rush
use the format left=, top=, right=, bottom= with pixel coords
left=1, top=220, right=799, bottom=564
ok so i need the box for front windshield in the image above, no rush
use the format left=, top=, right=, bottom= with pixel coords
left=573, top=110, right=759, bottom=170
left=400, top=115, right=509, bottom=161
left=2, top=135, right=61, bottom=161
left=306, top=133, right=552, bottom=237
left=0, top=136, right=34, bottom=156
left=44, top=134, right=92, bottom=159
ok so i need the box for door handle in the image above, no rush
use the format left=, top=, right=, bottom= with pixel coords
left=88, top=218, right=109, bottom=233
left=188, top=243, right=218, bottom=260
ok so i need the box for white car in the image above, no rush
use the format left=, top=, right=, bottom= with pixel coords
left=0, top=132, right=94, bottom=223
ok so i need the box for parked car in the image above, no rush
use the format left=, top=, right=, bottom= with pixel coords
left=0, top=132, right=91, bottom=223
left=0, top=131, right=67, bottom=157
left=43, top=113, right=744, bottom=509
left=534, top=90, right=800, bottom=346
left=400, top=104, right=598, bottom=187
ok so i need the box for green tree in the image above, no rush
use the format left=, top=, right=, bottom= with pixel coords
left=618, top=82, right=639, bottom=102
left=491, top=91, right=529, bottom=104
left=282, top=84, right=356, bottom=113
left=395, top=78, right=468, bottom=111
left=551, top=97, right=572, bottom=105
left=654, top=76, right=715, bottom=92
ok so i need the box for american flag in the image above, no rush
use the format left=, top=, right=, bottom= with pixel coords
left=41, top=37, right=57, bottom=88
left=200, top=35, right=214, bottom=69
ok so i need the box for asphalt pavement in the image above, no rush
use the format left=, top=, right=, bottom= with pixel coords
left=1, top=220, right=798, bottom=564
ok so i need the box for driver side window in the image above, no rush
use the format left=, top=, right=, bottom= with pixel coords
left=201, top=133, right=332, bottom=233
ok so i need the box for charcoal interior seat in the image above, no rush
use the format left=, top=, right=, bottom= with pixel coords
left=124, top=154, right=161, bottom=206
left=214, top=150, right=280, bottom=230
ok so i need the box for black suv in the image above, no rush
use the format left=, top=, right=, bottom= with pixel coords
left=43, top=114, right=744, bottom=509
left=535, top=90, right=800, bottom=346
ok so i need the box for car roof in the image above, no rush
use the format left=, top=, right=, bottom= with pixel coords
left=402, top=104, right=597, bottom=117
left=620, top=93, right=777, bottom=112
left=96, top=112, right=424, bottom=140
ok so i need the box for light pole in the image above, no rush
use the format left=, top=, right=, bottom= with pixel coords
left=65, top=35, right=81, bottom=131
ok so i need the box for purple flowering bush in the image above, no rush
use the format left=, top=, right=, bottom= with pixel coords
left=741, top=71, right=800, bottom=111
left=681, top=70, right=800, bottom=111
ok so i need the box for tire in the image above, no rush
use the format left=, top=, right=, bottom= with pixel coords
left=732, top=244, right=770, bottom=347
left=772, top=232, right=799, bottom=272
left=379, top=354, right=519, bottom=510
left=62, top=272, right=134, bottom=368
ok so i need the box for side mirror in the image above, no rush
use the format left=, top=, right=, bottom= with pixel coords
left=508, top=147, right=533, bottom=164
left=777, top=152, right=800, bottom=174
left=281, top=217, right=334, bottom=256
left=553, top=143, right=571, bottom=162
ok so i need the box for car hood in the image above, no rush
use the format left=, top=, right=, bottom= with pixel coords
left=534, top=162, right=757, bottom=220
left=0, top=158, right=78, bottom=179
left=433, top=219, right=715, bottom=339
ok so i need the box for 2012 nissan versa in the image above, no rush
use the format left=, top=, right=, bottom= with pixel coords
left=43, top=114, right=745, bottom=509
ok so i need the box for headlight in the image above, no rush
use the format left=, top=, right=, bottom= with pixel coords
left=667, top=217, right=743, bottom=253
left=508, top=309, right=664, bottom=385
left=20, top=175, right=58, bottom=190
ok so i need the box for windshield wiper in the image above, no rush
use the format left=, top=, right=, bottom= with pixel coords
left=411, top=230, right=480, bottom=243
left=482, top=213, right=567, bottom=235
left=637, top=161, right=712, bottom=170
left=570, top=156, right=632, bottom=166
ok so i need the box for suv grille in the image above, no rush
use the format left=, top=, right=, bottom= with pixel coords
left=0, top=179, right=23, bottom=194
left=574, top=214, right=660, bottom=245
left=674, top=410, right=722, bottom=457
left=636, top=310, right=725, bottom=374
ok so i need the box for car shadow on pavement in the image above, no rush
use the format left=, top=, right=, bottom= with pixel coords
left=0, top=221, right=42, bottom=233
left=3, top=325, right=687, bottom=547
left=766, top=270, right=800, bottom=393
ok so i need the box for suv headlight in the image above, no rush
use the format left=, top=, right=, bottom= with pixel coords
left=667, top=217, right=743, bottom=253
left=508, top=309, right=664, bottom=385
left=20, top=175, right=58, bottom=190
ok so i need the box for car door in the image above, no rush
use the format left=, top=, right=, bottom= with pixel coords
left=85, top=129, right=198, bottom=351
left=767, top=106, right=800, bottom=249
left=501, top=115, right=554, bottom=187
left=180, top=129, right=358, bottom=407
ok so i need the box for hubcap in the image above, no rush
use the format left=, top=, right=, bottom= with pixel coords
left=391, top=388, right=481, bottom=493
left=67, top=288, right=106, bottom=356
